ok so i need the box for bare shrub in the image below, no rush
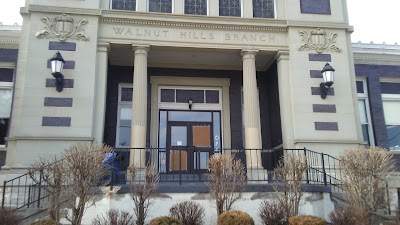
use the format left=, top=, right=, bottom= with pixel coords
left=208, top=154, right=246, bottom=216
left=128, top=164, right=159, bottom=225
left=63, top=142, right=113, bottom=225
left=149, top=216, right=182, bottom=225
left=259, top=200, right=288, bottom=225
left=329, top=205, right=369, bottom=225
left=340, top=146, right=395, bottom=214
left=170, top=201, right=205, bottom=225
left=217, top=210, right=254, bottom=225
left=30, top=220, right=60, bottom=225
left=91, top=209, right=135, bottom=225
left=30, top=155, right=65, bottom=221
left=288, top=215, right=326, bottom=225
left=0, top=207, right=22, bottom=225
left=274, top=153, right=307, bottom=217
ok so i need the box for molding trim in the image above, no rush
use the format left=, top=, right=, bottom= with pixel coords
left=293, top=139, right=363, bottom=145
left=36, top=14, right=90, bottom=42
left=28, top=5, right=101, bottom=15
left=299, top=28, right=341, bottom=53
left=100, top=18, right=288, bottom=32
left=6, top=136, right=94, bottom=141
left=288, top=20, right=350, bottom=29
left=353, top=53, right=400, bottom=65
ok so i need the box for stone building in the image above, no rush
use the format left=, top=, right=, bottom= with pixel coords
left=0, top=0, right=399, bottom=222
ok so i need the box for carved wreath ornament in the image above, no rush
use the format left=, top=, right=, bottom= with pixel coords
left=36, top=14, right=89, bottom=42
left=298, top=28, right=341, bottom=54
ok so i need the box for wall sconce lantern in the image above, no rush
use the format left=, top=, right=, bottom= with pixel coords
left=50, top=51, right=65, bottom=92
left=188, top=99, right=193, bottom=110
left=320, top=63, right=335, bottom=99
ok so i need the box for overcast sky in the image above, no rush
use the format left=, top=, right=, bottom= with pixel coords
left=0, top=0, right=399, bottom=44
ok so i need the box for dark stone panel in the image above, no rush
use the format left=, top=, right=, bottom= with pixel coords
left=44, top=97, right=73, bottom=107
left=46, top=78, right=74, bottom=88
left=310, top=70, right=322, bottom=78
left=0, top=68, right=14, bottom=82
left=49, top=42, right=77, bottom=51
left=313, top=104, right=336, bottom=113
left=356, top=81, right=364, bottom=93
left=309, top=54, right=331, bottom=62
left=315, top=122, right=338, bottom=131
left=229, top=73, right=243, bottom=149
left=381, top=82, right=400, bottom=94
left=258, top=70, right=271, bottom=150
left=354, top=64, right=400, bottom=148
left=300, top=0, right=331, bottom=15
left=47, top=60, right=75, bottom=69
left=42, top=117, right=71, bottom=127
left=0, top=49, right=18, bottom=62
left=311, top=87, right=334, bottom=96
left=0, top=151, right=6, bottom=169
left=266, top=63, right=283, bottom=148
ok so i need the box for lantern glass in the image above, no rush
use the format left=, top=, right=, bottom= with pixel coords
left=51, top=60, right=64, bottom=74
left=323, top=70, right=334, bottom=85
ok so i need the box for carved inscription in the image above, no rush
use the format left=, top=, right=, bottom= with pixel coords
left=111, top=27, right=276, bottom=44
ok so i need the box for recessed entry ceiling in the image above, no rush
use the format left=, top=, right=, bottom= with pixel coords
left=108, top=44, right=276, bottom=71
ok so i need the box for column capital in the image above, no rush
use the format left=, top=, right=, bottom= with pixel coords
left=132, top=44, right=150, bottom=55
left=275, top=50, right=290, bottom=62
left=241, top=49, right=259, bottom=60
left=97, top=43, right=110, bottom=53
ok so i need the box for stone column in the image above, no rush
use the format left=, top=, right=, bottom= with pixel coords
left=130, top=45, right=149, bottom=168
left=241, top=49, right=262, bottom=169
left=93, top=43, right=109, bottom=142
left=276, top=51, right=295, bottom=149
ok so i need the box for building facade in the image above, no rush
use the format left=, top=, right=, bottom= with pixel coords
left=0, top=0, right=399, bottom=202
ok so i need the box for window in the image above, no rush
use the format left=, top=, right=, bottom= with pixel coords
left=111, top=0, right=137, bottom=10
left=253, top=0, right=274, bottom=18
left=219, top=0, right=241, bottom=17
left=116, top=85, right=133, bottom=147
left=0, top=68, right=13, bottom=146
left=382, top=98, right=400, bottom=150
left=149, top=0, right=173, bottom=13
left=356, top=80, right=374, bottom=146
left=185, top=0, right=207, bottom=15
left=381, top=81, right=400, bottom=150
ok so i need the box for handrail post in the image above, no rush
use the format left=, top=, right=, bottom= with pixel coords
left=386, top=181, right=391, bottom=215
left=1, top=180, right=6, bottom=208
left=303, top=148, right=310, bottom=184
left=321, top=153, right=327, bottom=186
left=37, top=171, right=43, bottom=208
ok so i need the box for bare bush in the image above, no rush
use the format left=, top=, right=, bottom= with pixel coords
left=0, top=207, right=22, bottom=225
left=128, top=164, right=159, bottom=225
left=91, top=209, right=135, bottom=225
left=274, top=153, right=307, bottom=217
left=340, top=146, right=395, bottom=214
left=259, top=200, right=288, bottom=225
left=207, top=154, right=246, bottom=215
left=30, top=155, right=65, bottom=221
left=329, top=205, right=369, bottom=225
left=63, top=142, right=113, bottom=225
left=170, top=201, right=205, bottom=225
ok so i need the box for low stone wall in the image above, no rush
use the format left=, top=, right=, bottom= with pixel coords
left=59, top=190, right=335, bottom=225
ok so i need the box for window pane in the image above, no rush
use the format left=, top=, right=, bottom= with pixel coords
left=119, top=127, right=131, bottom=147
left=0, top=118, right=9, bottom=145
left=213, top=112, right=221, bottom=151
left=171, top=126, right=187, bottom=146
left=120, top=106, right=132, bottom=126
left=253, top=0, right=274, bottom=18
left=149, top=0, right=172, bottom=13
left=169, top=111, right=212, bottom=122
left=383, top=101, right=400, bottom=125
left=194, top=152, right=209, bottom=169
left=176, top=89, right=204, bottom=103
left=219, top=0, right=241, bottom=17
left=0, top=89, right=12, bottom=118
left=185, top=0, right=207, bottom=15
left=159, top=111, right=167, bottom=148
left=112, top=0, right=136, bottom=10
left=358, top=99, right=368, bottom=124
left=121, top=88, right=133, bottom=101
left=387, top=125, right=400, bottom=150
left=361, top=124, right=370, bottom=146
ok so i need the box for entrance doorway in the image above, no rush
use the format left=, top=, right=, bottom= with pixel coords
left=158, top=110, right=221, bottom=174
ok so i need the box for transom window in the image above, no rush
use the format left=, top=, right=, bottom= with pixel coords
left=149, top=0, right=173, bottom=13
left=219, top=0, right=241, bottom=17
left=160, top=88, right=220, bottom=104
left=253, top=0, right=274, bottom=18
left=111, top=0, right=136, bottom=10
left=185, top=0, right=207, bottom=15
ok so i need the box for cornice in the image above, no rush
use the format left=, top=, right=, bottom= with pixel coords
left=353, top=53, right=400, bottom=65
left=28, top=5, right=101, bottom=16
left=287, top=20, right=350, bottom=30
